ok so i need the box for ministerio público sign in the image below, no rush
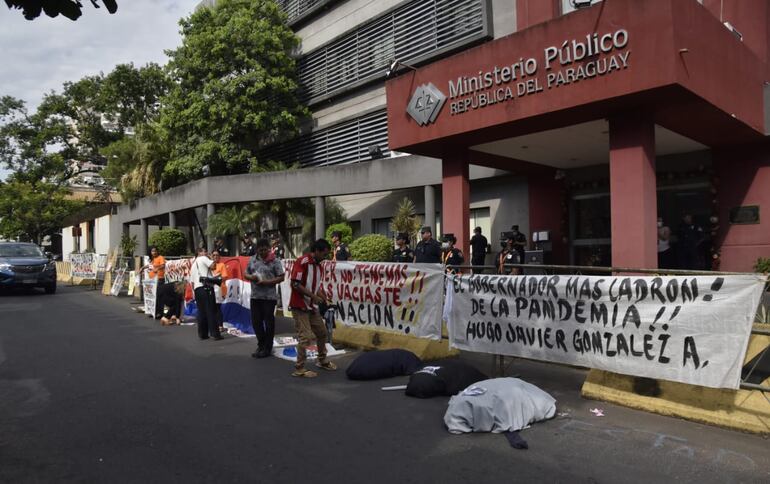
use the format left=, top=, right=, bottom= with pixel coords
left=406, top=29, right=630, bottom=125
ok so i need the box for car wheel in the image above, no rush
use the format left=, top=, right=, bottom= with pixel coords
left=44, top=283, right=56, bottom=294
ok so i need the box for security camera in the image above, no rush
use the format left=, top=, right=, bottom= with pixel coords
left=385, top=59, right=400, bottom=78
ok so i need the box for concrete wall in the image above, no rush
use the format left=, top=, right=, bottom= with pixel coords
left=94, top=215, right=112, bottom=255
left=313, top=86, right=385, bottom=129
left=492, top=0, right=517, bottom=38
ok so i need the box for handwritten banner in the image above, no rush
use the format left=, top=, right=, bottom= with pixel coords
left=143, top=276, right=157, bottom=316
left=324, top=261, right=444, bottom=339
left=70, top=253, right=96, bottom=279
left=446, top=274, right=766, bottom=389
left=164, top=258, right=194, bottom=283
left=110, top=267, right=126, bottom=296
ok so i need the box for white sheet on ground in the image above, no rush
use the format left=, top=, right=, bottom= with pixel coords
left=444, top=377, right=556, bottom=434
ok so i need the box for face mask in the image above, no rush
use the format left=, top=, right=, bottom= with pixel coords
left=441, top=242, right=450, bottom=249
left=657, top=221, right=663, bottom=228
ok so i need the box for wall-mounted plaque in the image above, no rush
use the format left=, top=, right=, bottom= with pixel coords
left=729, top=205, right=760, bottom=225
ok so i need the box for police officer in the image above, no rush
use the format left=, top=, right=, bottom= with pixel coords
left=331, top=231, right=350, bottom=261
left=270, top=233, right=286, bottom=260
left=414, top=226, right=441, bottom=263
left=441, top=234, right=464, bottom=273
left=498, top=233, right=518, bottom=275
left=392, top=232, right=414, bottom=263
left=511, top=225, right=527, bottom=265
left=470, top=226, right=489, bottom=268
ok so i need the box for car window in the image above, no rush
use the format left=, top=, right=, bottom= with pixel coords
left=0, top=244, right=44, bottom=257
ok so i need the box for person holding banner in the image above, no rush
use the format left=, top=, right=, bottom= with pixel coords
left=289, top=238, right=336, bottom=378
left=244, top=239, right=285, bottom=358
left=190, top=247, right=223, bottom=341
left=141, top=246, right=166, bottom=318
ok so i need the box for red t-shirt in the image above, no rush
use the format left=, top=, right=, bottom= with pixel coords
left=289, top=254, right=322, bottom=311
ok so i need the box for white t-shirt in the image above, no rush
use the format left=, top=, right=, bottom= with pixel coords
left=191, top=256, right=214, bottom=290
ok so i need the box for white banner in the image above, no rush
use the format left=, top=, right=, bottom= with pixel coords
left=446, top=274, right=767, bottom=389
left=110, top=267, right=127, bottom=296
left=143, top=275, right=157, bottom=316
left=164, top=258, right=194, bottom=283
left=324, top=261, right=445, bottom=339
left=70, top=253, right=96, bottom=279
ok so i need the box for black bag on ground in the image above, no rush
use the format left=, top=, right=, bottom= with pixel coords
left=346, top=349, right=423, bottom=380
left=405, top=360, right=488, bottom=398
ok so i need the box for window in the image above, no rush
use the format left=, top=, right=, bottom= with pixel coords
left=468, top=207, right=491, bottom=242
left=298, top=0, right=490, bottom=104
left=561, top=0, right=602, bottom=15
left=372, top=217, right=392, bottom=237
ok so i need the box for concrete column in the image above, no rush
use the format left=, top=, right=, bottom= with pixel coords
left=609, top=114, right=657, bottom=269
left=424, top=185, right=436, bottom=235
left=442, top=152, right=470, bottom=255
left=206, top=204, right=215, bottom=250
left=168, top=211, right=177, bottom=229
left=315, top=196, right=325, bottom=240
left=139, top=219, right=148, bottom=257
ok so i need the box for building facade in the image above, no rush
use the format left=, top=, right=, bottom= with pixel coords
left=113, top=0, right=769, bottom=272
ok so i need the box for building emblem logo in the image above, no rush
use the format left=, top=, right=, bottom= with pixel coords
left=406, top=83, right=446, bottom=125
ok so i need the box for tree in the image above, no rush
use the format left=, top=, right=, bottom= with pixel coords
left=99, top=63, right=171, bottom=132
left=206, top=204, right=261, bottom=238
left=101, top=123, right=169, bottom=203
left=5, top=0, right=118, bottom=21
left=161, top=0, right=308, bottom=184
left=390, top=197, right=422, bottom=241
left=148, top=229, right=187, bottom=256
left=0, top=179, right=82, bottom=243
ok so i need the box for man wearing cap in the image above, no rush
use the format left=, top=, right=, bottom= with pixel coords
left=414, top=226, right=442, bottom=263
left=511, top=225, right=527, bottom=265
left=331, top=231, right=350, bottom=262
left=392, top=232, right=414, bottom=263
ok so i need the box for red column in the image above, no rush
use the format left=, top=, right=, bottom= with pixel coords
left=609, top=115, right=658, bottom=269
left=442, top=152, right=470, bottom=256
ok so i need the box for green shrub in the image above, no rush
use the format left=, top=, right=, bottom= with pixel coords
left=120, top=233, right=138, bottom=256
left=349, top=234, right=393, bottom=262
left=325, top=223, right=353, bottom=245
left=754, top=257, right=770, bottom=274
left=148, top=229, right=188, bottom=256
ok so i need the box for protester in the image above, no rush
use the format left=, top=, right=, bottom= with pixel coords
left=657, top=217, right=674, bottom=269
left=392, top=232, right=415, bottom=263
left=243, top=239, right=285, bottom=358
left=159, top=282, right=184, bottom=326
left=211, top=250, right=229, bottom=334
left=271, top=233, right=286, bottom=260
left=498, top=233, right=518, bottom=275
left=676, top=213, right=704, bottom=270
left=510, top=225, right=527, bottom=265
left=213, top=237, right=229, bottom=257
left=190, top=247, right=223, bottom=340
left=331, top=231, right=350, bottom=261
left=414, top=226, right=441, bottom=263
left=240, top=233, right=256, bottom=257
left=470, top=227, right=489, bottom=268
left=441, top=234, right=464, bottom=274
left=288, top=238, right=336, bottom=378
left=141, top=246, right=166, bottom=318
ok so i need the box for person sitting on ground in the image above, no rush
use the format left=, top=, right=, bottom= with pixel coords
left=392, top=232, right=415, bottom=263
left=441, top=234, right=464, bottom=274
left=331, top=231, right=350, bottom=262
left=288, top=238, right=336, bottom=378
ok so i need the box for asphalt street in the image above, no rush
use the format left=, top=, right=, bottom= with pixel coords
left=1, top=285, right=769, bottom=483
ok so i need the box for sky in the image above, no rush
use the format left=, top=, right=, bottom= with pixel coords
left=0, top=0, right=199, bottom=179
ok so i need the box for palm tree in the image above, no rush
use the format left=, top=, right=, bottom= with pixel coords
left=390, top=197, right=421, bottom=243
left=206, top=204, right=261, bottom=238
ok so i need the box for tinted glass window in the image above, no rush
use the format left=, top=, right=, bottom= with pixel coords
left=0, top=244, right=44, bottom=257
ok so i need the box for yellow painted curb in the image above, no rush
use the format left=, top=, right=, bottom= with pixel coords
left=330, top=326, right=459, bottom=361
left=582, top=330, right=770, bottom=434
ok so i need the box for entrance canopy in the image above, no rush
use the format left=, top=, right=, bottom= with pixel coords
left=385, top=0, right=766, bottom=158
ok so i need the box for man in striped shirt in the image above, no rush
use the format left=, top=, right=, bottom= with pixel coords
left=289, top=238, right=335, bottom=378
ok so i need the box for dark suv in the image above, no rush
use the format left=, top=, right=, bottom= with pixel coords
left=0, top=242, right=57, bottom=293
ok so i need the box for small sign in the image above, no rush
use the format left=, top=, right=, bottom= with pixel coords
left=729, top=205, right=760, bottom=225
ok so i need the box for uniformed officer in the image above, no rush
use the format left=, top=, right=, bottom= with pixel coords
left=497, top=233, right=519, bottom=275
left=511, top=225, right=527, bottom=265
left=414, top=226, right=441, bottom=263
left=270, top=233, right=286, bottom=260
left=331, top=231, right=350, bottom=261
left=441, top=234, right=464, bottom=273
left=392, top=232, right=414, bottom=263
